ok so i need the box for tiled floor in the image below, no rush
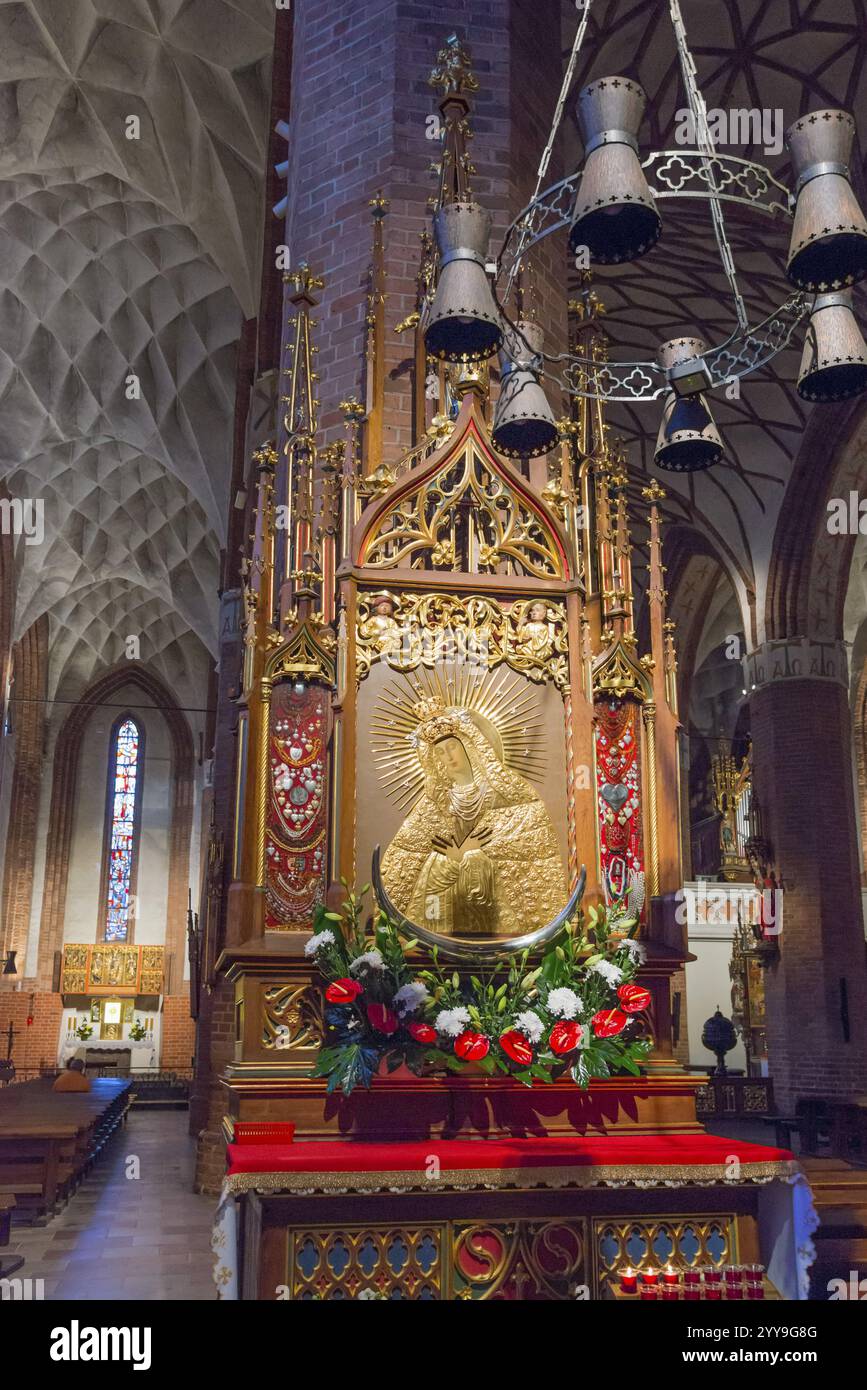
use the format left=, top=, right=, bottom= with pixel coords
left=6, top=1109, right=218, bottom=1300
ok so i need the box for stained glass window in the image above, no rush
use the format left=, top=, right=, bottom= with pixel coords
left=104, top=718, right=141, bottom=942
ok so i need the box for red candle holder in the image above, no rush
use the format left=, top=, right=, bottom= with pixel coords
left=640, top=1268, right=659, bottom=1287
left=639, top=1286, right=659, bottom=1300
left=746, top=1264, right=764, bottom=1286
left=724, top=1266, right=744, bottom=1297
left=683, top=1268, right=700, bottom=1286
left=661, top=1283, right=680, bottom=1301
left=619, top=1267, right=638, bottom=1294
left=662, top=1265, right=679, bottom=1286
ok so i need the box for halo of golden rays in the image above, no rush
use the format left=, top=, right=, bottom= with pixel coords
left=371, top=664, right=547, bottom=810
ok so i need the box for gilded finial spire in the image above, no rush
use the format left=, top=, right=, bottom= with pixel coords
left=429, top=33, right=479, bottom=97
left=429, top=33, right=478, bottom=207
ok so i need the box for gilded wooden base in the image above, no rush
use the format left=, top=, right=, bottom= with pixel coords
left=222, top=1069, right=704, bottom=1140
left=238, top=1183, right=765, bottom=1301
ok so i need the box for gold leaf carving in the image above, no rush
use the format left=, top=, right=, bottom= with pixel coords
left=356, top=590, right=569, bottom=690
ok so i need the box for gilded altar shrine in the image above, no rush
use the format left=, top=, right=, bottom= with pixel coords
left=213, top=37, right=804, bottom=1301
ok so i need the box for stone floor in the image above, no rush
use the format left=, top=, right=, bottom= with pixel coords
left=6, top=1108, right=218, bottom=1300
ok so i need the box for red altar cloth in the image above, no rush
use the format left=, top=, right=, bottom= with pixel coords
left=225, top=1132, right=795, bottom=1193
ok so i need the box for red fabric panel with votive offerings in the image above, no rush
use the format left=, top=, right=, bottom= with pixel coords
left=226, top=1132, right=792, bottom=1177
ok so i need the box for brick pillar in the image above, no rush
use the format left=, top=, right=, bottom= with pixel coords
left=160, top=994, right=196, bottom=1072
left=749, top=655, right=867, bottom=1108
left=1, top=616, right=49, bottom=978
left=191, top=589, right=243, bottom=1186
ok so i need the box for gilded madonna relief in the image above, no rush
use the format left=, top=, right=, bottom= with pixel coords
left=356, top=661, right=570, bottom=939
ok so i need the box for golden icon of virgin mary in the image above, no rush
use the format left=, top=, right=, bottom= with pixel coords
left=380, top=695, right=567, bottom=936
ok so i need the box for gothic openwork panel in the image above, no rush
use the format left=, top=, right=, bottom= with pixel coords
left=356, top=405, right=572, bottom=581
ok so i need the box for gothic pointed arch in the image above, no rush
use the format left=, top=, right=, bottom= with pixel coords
left=36, top=664, right=195, bottom=990
left=354, top=396, right=574, bottom=582
left=765, top=398, right=865, bottom=643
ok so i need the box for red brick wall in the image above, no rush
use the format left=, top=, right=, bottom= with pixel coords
left=670, top=966, right=690, bottom=1067
left=750, top=678, right=867, bottom=1108
left=0, top=991, right=63, bottom=1073
left=160, top=994, right=196, bottom=1071
left=283, top=0, right=567, bottom=460
left=193, top=979, right=236, bottom=1194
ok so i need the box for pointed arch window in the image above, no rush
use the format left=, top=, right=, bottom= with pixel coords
left=101, top=716, right=144, bottom=943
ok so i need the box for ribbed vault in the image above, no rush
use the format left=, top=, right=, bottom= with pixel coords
left=0, top=0, right=274, bottom=712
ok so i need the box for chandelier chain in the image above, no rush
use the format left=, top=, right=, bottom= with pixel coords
left=506, top=0, right=595, bottom=298
left=669, top=0, right=749, bottom=331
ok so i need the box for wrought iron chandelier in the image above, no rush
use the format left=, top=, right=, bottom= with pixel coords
left=422, top=1, right=867, bottom=472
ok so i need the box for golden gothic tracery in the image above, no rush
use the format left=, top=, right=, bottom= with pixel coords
left=359, top=420, right=570, bottom=580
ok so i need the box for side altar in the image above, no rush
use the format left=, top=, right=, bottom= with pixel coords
left=210, top=40, right=813, bottom=1301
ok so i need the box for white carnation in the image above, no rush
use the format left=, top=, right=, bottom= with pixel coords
left=304, top=929, right=335, bottom=957
left=515, top=1010, right=545, bottom=1043
left=435, top=1006, right=470, bottom=1037
left=393, top=980, right=429, bottom=1016
left=547, top=987, right=581, bottom=1020
left=593, top=960, right=624, bottom=986
left=349, top=949, right=385, bottom=974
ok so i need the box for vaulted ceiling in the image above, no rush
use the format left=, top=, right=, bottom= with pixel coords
left=0, top=0, right=274, bottom=712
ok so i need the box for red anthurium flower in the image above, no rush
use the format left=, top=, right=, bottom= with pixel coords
left=408, top=1020, right=437, bottom=1044
left=325, top=977, right=363, bottom=1004
left=617, top=983, right=651, bottom=1014
left=549, top=1020, right=583, bottom=1055
left=366, top=1003, right=399, bottom=1035
left=499, top=1029, right=534, bottom=1066
left=454, top=1030, right=490, bottom=1061
left=592, top=1008, right=628, bottom=1038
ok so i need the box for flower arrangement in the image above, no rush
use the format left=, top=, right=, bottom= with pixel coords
left=308, top=886, right=652, bottom=1095
left=75, top=1018, right=94, bottom=1042
left=129, top=1018, right=147, bottom=1042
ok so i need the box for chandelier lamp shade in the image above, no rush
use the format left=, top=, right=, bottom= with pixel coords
left=653, top=338, right=724, bottom=473
left=568, top=76, right=661, bottom=265
left=492, top=320, right=559, bottom=458
left=785, top=111, right=867, bottom=292
left=419, top=7, right=867, bottom=478
left=423, top=200, right=503, bottom=363
left=797, top=291, right=867, bottom=403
